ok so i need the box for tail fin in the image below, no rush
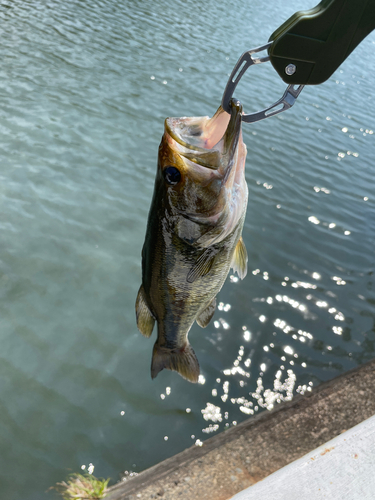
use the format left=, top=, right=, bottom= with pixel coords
left=151, top=343, right=200, bottom=383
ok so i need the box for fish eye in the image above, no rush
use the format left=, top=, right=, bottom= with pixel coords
left=163, top=166, right=181, bottom=185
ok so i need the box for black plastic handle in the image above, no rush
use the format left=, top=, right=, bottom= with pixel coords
left=268, top=0, right=375, bottom=85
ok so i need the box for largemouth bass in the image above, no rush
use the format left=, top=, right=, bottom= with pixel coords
left=136, top=99, right=248, bottom=383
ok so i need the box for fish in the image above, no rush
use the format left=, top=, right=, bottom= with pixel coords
left=135, top=99, right=248, bottom=383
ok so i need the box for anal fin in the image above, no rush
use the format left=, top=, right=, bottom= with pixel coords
left=135, top=285, right=155, bottom=338
left=196, top=297, right=216, bottom=328
left=151, top=342, right=200, bottom=383
left=231, top=236, right=248, bottom=279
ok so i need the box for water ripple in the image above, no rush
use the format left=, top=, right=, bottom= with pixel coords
left=0, top=0, right=374, bottom=498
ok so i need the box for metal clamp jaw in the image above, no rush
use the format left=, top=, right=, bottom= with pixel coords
left=221, top=42, right=304, bottom=123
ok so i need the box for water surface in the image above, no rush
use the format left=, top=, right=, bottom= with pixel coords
left=0, top=1, right=374, bottom=498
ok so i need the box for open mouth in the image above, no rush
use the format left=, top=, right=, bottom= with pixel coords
left=165, top=100, right=243, bottom=171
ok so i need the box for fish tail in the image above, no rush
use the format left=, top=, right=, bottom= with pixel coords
left=151, top=342, right=200, bottom=383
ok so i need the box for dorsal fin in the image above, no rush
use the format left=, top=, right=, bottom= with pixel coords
left=135, top=285, right=155, bottom=337
left=230, top=237, right=248, bottom=279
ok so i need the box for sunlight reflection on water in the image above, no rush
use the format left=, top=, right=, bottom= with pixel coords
left=185, top=290, right=316, bottom=433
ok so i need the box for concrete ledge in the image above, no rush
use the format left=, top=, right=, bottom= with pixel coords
left=231, top=414, right=375, bottom=500
left=106, top=359, right=375, bottom=500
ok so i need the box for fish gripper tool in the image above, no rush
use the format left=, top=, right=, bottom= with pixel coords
left=222, top=0, right=375, bottom=123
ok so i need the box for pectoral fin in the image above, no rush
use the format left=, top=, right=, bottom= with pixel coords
left=151, top=342, right=200, bottom=383
left=231, top=236, right=248, bottom=279
left=196, top=297, right=216, bottom=328
left=135, top=285, right=155, bottom=337
left=187, top=248, right=217, bottom=283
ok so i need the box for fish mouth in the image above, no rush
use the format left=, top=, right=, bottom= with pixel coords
left=165, top=99, right=243, bottom=172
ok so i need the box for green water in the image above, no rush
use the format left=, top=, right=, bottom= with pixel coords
left=0, top=0, right=374, bottom=498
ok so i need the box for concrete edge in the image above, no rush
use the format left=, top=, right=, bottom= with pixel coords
left=230, top=414, right=375, bottom=499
